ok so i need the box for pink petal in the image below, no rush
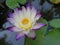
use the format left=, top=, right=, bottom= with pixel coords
left=26, top=3, right=30, bottom=9
left=8, top=12, right=13, bottom=18
left=14, top=8, right=19, bottom=12
left=32, top=23, right=46, bottom=30
left=35, top=12, right=41, bottom=21
left=31, top=7, right=37, bottom=19
left=16, top=33, right=24, bottom=40
left=7, top=18, right=15, bottom=24
left=6, top=26, right=22, bottom=32
left=6, top=26, right=14, bottom=32
left=26, top=30, right=36, bottom=40
left=22, top=30, right=30, bottom=35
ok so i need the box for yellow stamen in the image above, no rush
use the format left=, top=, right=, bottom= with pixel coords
left=22, top=18, right=29, bottom=25
left=20, top=18, right=32, bottom=30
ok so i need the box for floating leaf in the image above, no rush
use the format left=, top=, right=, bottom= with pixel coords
left=49, top=19, right=60, bottom=28
left=6, top=0, right=27, bottom=9
left=6, top=0, right=19, bottom=9
left=50, top=0, right=60, bottom=4
left=42, top=29, right=60, bottom=45
left=25, top=18, right=48, bottom=45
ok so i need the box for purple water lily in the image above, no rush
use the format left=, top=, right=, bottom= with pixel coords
left=6, top=5, right=46, bottom=40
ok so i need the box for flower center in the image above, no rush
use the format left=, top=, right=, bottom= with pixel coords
left=22, top=18, right=29, bottom=25
left=20, top=18, right=32, bottom=30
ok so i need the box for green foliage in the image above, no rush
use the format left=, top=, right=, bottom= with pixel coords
left=50, top=0, right=60, bottom=4
left=25, top=18, right=48, bottom=45
left=49, top=19, right=60, bottom=28
left=42, top=29, right=60, bottom=45
left=6, top=0, right=27, bottom=9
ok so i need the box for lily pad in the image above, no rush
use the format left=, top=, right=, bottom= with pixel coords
left=6, top=0, right=19, bottom=9
left=42, top=29, right=60, bottom=45
left=6, top=0, right=27, bottom=9
left=49, top=19, right=60, bottom=28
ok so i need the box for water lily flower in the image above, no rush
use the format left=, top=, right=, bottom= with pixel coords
left=6, top=5, right=46, bottom=40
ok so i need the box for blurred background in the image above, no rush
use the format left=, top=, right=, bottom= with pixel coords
left=0, top=0, right=60, bottom=45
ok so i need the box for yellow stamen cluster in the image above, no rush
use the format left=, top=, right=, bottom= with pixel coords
left=20, top=18, right=32, bottom=30
left=22, top=18, right=29, bottom=25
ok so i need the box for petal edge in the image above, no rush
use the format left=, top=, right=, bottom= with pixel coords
left=26, top=30, right=36, bottom=40
left=32, top=23, right=46, bottom=30
left=16, top=33, right=24, bottom=40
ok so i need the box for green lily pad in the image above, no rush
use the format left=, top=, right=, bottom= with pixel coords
left=42, top=29, right=60, bottom=45
left=6, top=0, right=19, bottom=9
left=49, top=19, right=60, bottom=28
left=6, top=0, right=27, bottom=9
